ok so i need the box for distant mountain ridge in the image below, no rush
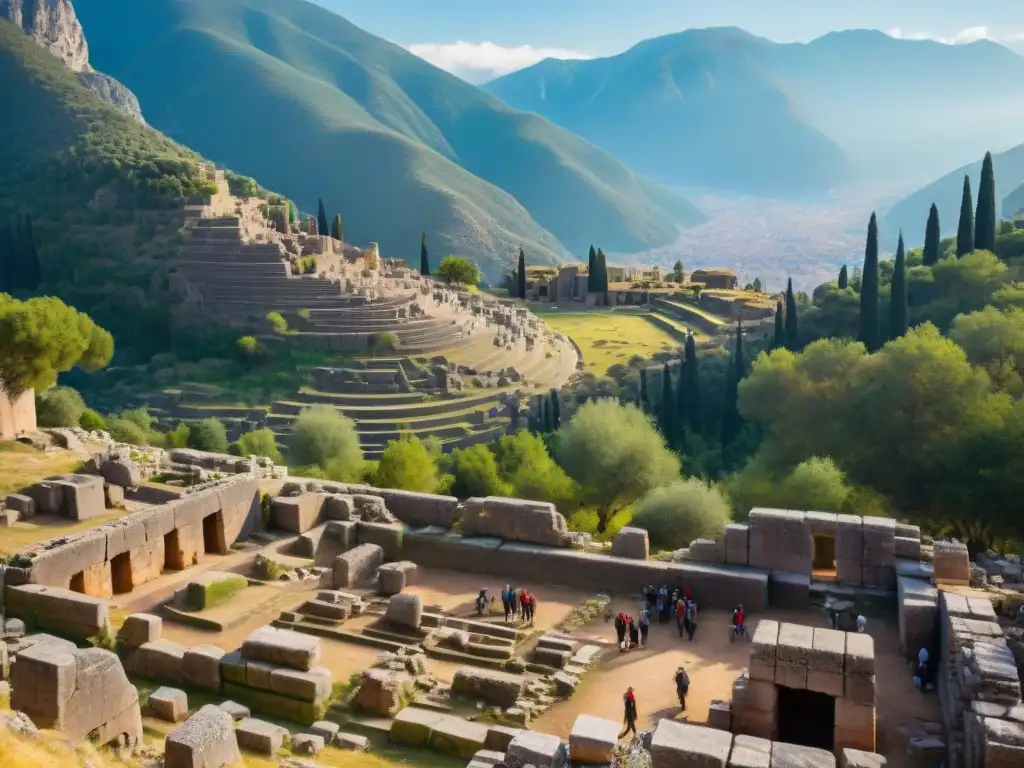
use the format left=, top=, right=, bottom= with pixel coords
left=486, top=27, right=1024, bottom=197
left=72, top=0, right=704, bottom=278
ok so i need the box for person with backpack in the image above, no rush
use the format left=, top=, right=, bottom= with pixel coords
left=638, top=606, right=650, bottom=649
left=675, top=596, right=687, bottom=638
left=674, top=666, right=690, bottom=711
left=684, top=598, right=698, bottom=641
left=618, top=687, right=638, bottom=739
left=501, top=584, right=513, bottom=623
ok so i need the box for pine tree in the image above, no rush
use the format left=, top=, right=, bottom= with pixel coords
left=587, top=245, right=597, bottom=292
left=721, top=321, right=744, bottom=452
left=923, top=204, right=941, bottom=267
left=420, top=232, right=430, bottom=275
left=956, top=175, right=974, bottom=258
left=317, top=198, right=329, bottom=237
left=890, top=231, right=908, bottom=340
left=975, top=151, right=996, bottom=252
left=517, top=248, right=527, bottom=299
left=331, top=214, right=343, bottom=242
left=860, top=213, right=881, bottom=352
left=549, top=389, right=560, bottom=431
left=773, top=301, right=785, bottom=349
left=659, top=362, right=675, bottom=446
left=837, top=265, right=848, bottom=289
left=784, top=278, right=799, bottom=351
left=639, top=367, right=649, bottom=412
left=684, top=334, right=700, bottom=433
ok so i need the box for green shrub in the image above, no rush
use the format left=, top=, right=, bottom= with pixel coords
left=231, top=428, right=282, bottom=462
left=107, top=418, right=147, bottom=445
left=187, top=418, right=229, bottom=453
left=78, top=408, right=107, bottom=432
left=266, top=312, right=288, bottom=334
left=367, top=331, right=398, bottom=357
left=185, top=574, right=247, bottom=610
left=289, top=405, right=362, bottom=473
left=36, top=386, right=86, bottom=428
left=631, top=478, right=732, bottom=551
left=374, top=435, right=448, bottom=493
left=119, top=406, right=154, bottom=433
left=88, top=621, right=116, bottom=651
left=165, top=422, right=190, bottom=449
left=235, top=335, right=265, bottom=362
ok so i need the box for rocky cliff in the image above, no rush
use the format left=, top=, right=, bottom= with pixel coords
left=1, top=0, right=144, bottom=123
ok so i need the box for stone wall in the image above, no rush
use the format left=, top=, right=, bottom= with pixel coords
left=2, top=477, right=258, bottom=597
left=313, top=483, right=460, bottom=528
left=0, top=388, right=36, bottom=440
left=4, top=583, right=110, bottom=638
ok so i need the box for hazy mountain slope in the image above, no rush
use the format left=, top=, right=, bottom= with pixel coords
left=883, top=144, right=1024, bottom=248
left=486, top=27, right=851, bottom=196
left=74, top=0, right=703, bottom=274
left=1004, top=181, right=1024, bottom=220
left=487, top=28, right=1024, bottom=194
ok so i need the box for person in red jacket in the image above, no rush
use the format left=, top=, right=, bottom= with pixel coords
left=618, top=687, right=638, bottom=739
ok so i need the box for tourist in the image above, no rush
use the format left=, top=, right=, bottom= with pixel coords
left=674, top=665, right=690, bottom=711
left=684, top=598, right=698, bottom=642
left=501, top=584, right=512, bottom=623
left=675, top=596, right=687, bottom=638
left=657, top=585, right=669, bottom=622
left=856, top=614, right=867, bottom=633
left=644, top=584, right=657, bottom=609
left=915, top=647, right=931, bottom=690
left=619, top=687, right=638, bottom=739
left=528, top=593, right=537, bottom=624
left=638, top=606, right=650, bottom=649
left=615, top=612, right=628, bottom=650
left=732, top=604, right=747, bottom=640
left=627, top=615, right=640, bottom=649
left=520, top=589, right=529, bottom=622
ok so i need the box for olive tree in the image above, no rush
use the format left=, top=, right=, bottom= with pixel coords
left=290, top=405, right=363, bottom=478
left=631, top=478, right=732, bottom=551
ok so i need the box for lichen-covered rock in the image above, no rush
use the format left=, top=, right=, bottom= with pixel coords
left=384, top=593, right=422, bottom=630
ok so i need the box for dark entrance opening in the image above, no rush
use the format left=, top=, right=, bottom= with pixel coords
left=164, top=529, right=184, bottom=570
left=813, top=534, right=837, bottom=579
left=777, top=685, right=835, bottom=751
left=69, top=571, right=86, bottom=594
left=202, top=513, right=226, bottom=555
left=110, top=552, right=134, bottom=595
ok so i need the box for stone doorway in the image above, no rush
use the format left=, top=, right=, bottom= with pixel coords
left=164, top=529, right=185, bottom=570
left=110, top=552, right=134, bottom=595
left=812, top=534, right=837, bottom=579
left=777, top=685, right=835, bottom=751
left=69, top=571, right=86, bottom=593
left=202, top=512, right=227, bottom=555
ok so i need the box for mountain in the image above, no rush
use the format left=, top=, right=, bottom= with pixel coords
left=0, top=0, right=143, bottom=122
left=0, top=17, right=215, bottom=353
left=486, top=28, right=1024, bottom=195
left=883, top=143, right=1024, bottom=248
left=72, top=0, right=704, bottom=278
left=1005, top=181, right=1024, bottom=220
left=486, top=27, right=851, bottom=196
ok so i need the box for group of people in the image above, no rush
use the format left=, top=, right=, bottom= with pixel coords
left=498, top=585, right=537, bottom=625
left=613, top=610, right=649, bottom=650
left=641, top=583, right=700, bottom=641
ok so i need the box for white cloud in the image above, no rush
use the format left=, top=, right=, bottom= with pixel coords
left=403, top=41, right=592, bottom=83
left=886, top=25, right=1002, bottom=45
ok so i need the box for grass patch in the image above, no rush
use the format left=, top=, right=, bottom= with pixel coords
left=184, top=573, right=247, bottom=610
left=0, top=442, right=82, bottom=496
left=558, top=595, right=611, bottom=631
left=539, top=311, right=683, bottom=375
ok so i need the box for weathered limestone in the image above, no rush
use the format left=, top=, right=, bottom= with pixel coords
left=28, top=474, right=106, bottom=520
left=236, top=717, right=288, bottom=754
left=378, top=560, right=418, bottom=595
left=358, top=520, right=404, bottom=561
left=119, top=613, right=162, bottom=647
left=569, top=714, right=618, bottom=764
left=218, top=700, right=249, bottom=721
left=429, top=714, right=489, bottom=758
left=611, top=527, right=650, bottom=560
left=275, top=492, right=326, bottom=534
left=314, top=519, right=357, bottom=566
left=4, top=493, right=35, bottom=519
left=748, top=509, right=812, bottom=575
left=333, top=542, right=384, bottom=588
left=725, top=524, right=750, bottom=566
left=507, top=730, right=568, bottom=768
left=770, top=742, right=836, bottom=767
left=101, top=459, right=142, bottom=488
left=749, top=620, right=779, bottom=683
left=933, top=541, right=971, bottom=584
left=164, top=705, right=240, bottom=768
left=292, top=733, right=325, bottom=755
left=356, top=668, right=413, bottom=715
left=775, top=623, right=813, bottom=690
left=462, top=496, right=571, bottom=546
left=11, top=644, right=142, bottom=749
left=241, top=626, right=321, bottom=671
left=651, top=718, right=732, bottom=767
left=384, top=593, right=423, bottom=630
left=451, top=666, right=525, bottom=708
left=728, top=735, right=772, bottom=768
left=149, top=686, right=188, bottom=722
left=840, top=749, right=887, bottom=768
left=182, top=645, right=225, bottom=691
left=128, top=638, right=186, bottom=682
left=308, top=720, right=340, bottom=744
left=4, top=583, right=109, bottom=639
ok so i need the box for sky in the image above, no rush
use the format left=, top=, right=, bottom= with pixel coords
left=312, top=0, right=1024, bottom=83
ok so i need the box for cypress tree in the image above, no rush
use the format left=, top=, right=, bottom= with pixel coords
left=639, top=367, right=649, bottom=412
left=659, top=363, right=675, bottom=446
left=674, top=358, right=688, bottom=446
left=890, top=231, right=908, bottom=340
left=923, top=204, right=941, bottom=267
left=773, top=301, right=785, bottom=349
left=587, top=245, right=597, bottom=292
left=317, top=198, right=329, bottom=236
left=860, top=213, right=881, bottom=352
left=956, top=175, right=974, bottom=258
left=420, top=232, right=430, bottom=275
left=684, top=333, right=700, bottom=433
left=0, top=223, right=11, bottom=293
left=549, top=389, right=560, bottom=431
left=975, top=151, right=996, bottom=252
left=784, top=277, right=799, bottom=351
left=596, top=248, right=609, bottom=302
left=838, top=265, right=848, bottom=289
left=517, top=248, right=527, bottom=299
left=331, top=214, right=343, bottom=242
left=721, top=322, right=744, bottom=451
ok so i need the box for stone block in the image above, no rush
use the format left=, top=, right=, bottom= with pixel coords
left=932, top=540, right=970, bottom=583
left=165, top=705, right=240, bottom=768
left=5, top=584, right=110, bottom=640
left=217, top=700, right=249, bottom=721
left=776, top=623, right=813, bottom=667
left=378, top=560, right=418, bottom=595
left=236, top=717, right=288, bottom=755
left=308, top=720, right=340, bottom=743
left=708, top=701, right=732, bottom=731
left=806, top=670, right=844, bottom=697
left=774, top=663, right=807, bottom=690
left=611, top=527, right=650, bottom=560
left=844, top=633, right=875, bottom=675
left=650, top=719, right=732, bottom=767
left=49, top=474, right=106, bottom=520
left=295, top=524, right=326, bottom=559
left=725, top=524, right=749, bottom=566
left=119, top=613, right=162, bottom=647
left=334, top=543, right=384, bottom=588
left=744, top=679, right=778, bottom=713
left=429, top=714, right=489, bottom=758
left=840, top=749, right=887, bottom=768
left=485, top=724, right=524, bottom=751
left=533, top=646, right=571, bottom=668
left=101, top=459, right=142, bottom=488
left=28, top=479, right=64, bottom=513
left=810, top=627, right=846, bottom=673
left=149, top=686, right=188, bottom=722
left=219, top=650, right=247, bottom=685
left=507, top=730, right=568, bottom=768
left=241, top=626, right=321, bottom=671
left=734, top=708, right=775, bottom=741
left=751, top=620, right=779, bottom=662
left=728, top=735, right=772, bottom=768
left=770, top=742, right=835, bottom=768
left=468, top=749, right=507, bottom=768
left=835, top=699, right=875, bottom=732
left=337, top=732, right=370, bottom=750
left=269, top=666, right=332, bottom=702
left=356, top=668, right=413, bottom=715
left=806, top=511, right=838, bottom=535
left=570, top=714, right=619, bottom=764
left=182, top=645, right=224, bottom=691
left=451, top=666, right=525, bottom=707
left=390, top=706, right=443, bottom=747
left=844, top=673, right=875, bottom=705
left=860, top=565, right=895, bottom=589
left=244, top=660, right=276, bottom=691
left=104, top=482, right=124, bottom=507
left=274, top=493, right=324, bottom=534
left=836, top=558, right=862, bottom=586
left=894, top=536, right=921, bottom=560
left=314, top=520, right=357, bottom=567
left=358, top=520, right=404, bottom=561
left=292, top=733, right=325, bottom=755
left=769, top=573, right=810, bottom=610
left=384, top=593, right=422, bottom=630
left=130, top=639, right=186, bottom=683
left=5, top=494, right=35, bottom=519
left=0, top=506, right=19, bottom=526
left=325, top=494, right=354, bottom=520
